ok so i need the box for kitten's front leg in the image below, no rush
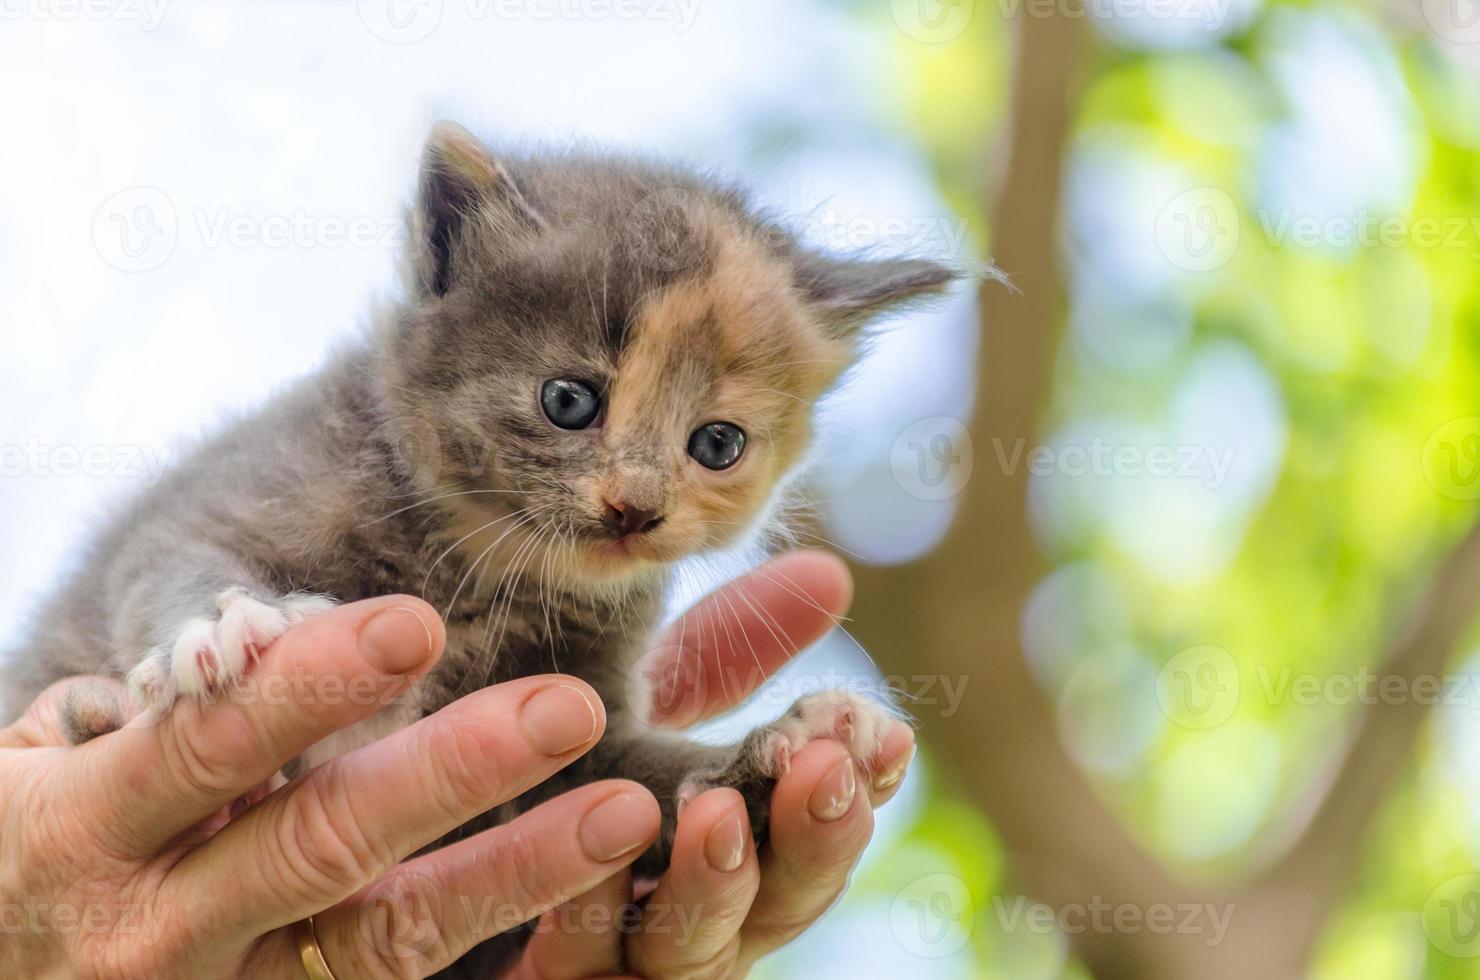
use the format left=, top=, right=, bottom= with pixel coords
left=61, top=551, right=339, bottom=743
left=126, top=586, right=337, bottom=710
left=62, top=580, right=335, bottom=749
left=594, top=691, right=897, bottom=877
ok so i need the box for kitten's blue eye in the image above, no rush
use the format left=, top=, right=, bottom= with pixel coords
left=688, top=422, right=746, bottom=471
left=541, top=379, right=602, bottom=430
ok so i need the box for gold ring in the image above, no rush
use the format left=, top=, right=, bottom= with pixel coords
left=294, top=915, right=339, bottom=980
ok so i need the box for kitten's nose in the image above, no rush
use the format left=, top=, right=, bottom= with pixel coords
left=602, top=499, right=662, bottom=537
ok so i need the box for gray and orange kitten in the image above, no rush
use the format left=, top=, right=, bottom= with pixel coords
left=1, top=123, right=955, bottom=974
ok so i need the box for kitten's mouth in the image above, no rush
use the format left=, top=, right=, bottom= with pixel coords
left=576, top=530, right=677, bottom=576
left=600, top=535, right=654, bottom=560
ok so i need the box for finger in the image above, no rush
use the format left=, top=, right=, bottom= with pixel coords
left=736, top=740, right=874, bottom=971
left=643, top=550, right=853, bottom=727
left=627, top=787, right=759, bottom=978
left=249, top=782, right=660, bottom=980
left=72, top=595, right=445, bottom=856
left=518, top=869, right=633, bottom=980
left=0, top=676, right=127, bottom=750
left=866, top=721, right=917, bottom=807
left=173, top=675, right=608, bottom=940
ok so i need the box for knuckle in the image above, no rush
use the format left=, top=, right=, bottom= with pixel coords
left=484, top=825, right=552, bottom=917
left=421, top=721, right=506, bottom=818
left=160, top=722, right=249, bottom=799
left=275, top=766, right=396, bottom=902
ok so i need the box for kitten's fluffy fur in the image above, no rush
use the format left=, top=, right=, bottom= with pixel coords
left=2, top=124, right=955, bottom=976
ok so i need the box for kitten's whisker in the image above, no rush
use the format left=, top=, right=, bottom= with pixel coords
left=352, top=357, right=432, bottom=401
left=727, top=575, right=799, bottom=662
left=681, top=559, right=733, bottom=712
left=748, top=570, right=881, bottom=668
left=487, top=524, right=549, bottom=681
left=480, top=518, right=548, bottom=686
left=712, top=580, right=768, bottom=699
left=692, top=517, right=876, bottom=566
left=441, top=509, right=541, bottom=619
left=375, top=479, right=473, bottom=502
left=750, top=567, right=852, bottom=626
left=363, top=489, right=528, bottom=529
left=422, top=508, right=525, bottom=598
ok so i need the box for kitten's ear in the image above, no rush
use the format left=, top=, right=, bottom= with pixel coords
left=794, top=253, right=959, bottom=338
left=411, top=121, right=546, bottom=297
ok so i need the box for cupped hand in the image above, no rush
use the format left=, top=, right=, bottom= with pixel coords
left=515, top=550, right=916, bottom=980
left=0, top=550, right=913, bottom=980
left=0, top=597, right=660, bottom=979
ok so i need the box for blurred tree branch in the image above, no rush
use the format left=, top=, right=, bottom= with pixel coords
left=844, top=6, right=1480, bottom=978
left=849, top=5, right=1200, bottom=975
left=1254, top=519, right=1480, bottom=958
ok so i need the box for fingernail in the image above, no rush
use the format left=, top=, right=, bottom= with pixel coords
left=359, top=606, right=435, bottom=674
left=579, top=791, right=660, bottom=862
left=809, top=758, right=857, bottom=822
left=873, top=743, right=916, bottom=792
left=520, top=684, right=601, bottom=756
left=705, top=809, right=747, bottom=873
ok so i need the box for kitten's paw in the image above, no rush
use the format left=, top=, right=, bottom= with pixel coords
left=758, top=689, right=893, bottom=777
left=677, top=690, right=895, bottom=812
left=126, top=589, right=337, bottom=711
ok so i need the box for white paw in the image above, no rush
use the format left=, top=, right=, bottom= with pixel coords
left=127, top=588, right=337, bottom=708
left=756, top=690, right=894, bottom=778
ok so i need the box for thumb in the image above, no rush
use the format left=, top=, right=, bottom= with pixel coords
left=0, top=677, right=129, bottom=750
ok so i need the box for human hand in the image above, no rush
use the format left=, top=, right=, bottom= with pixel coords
left=514, top=551, right=916, bottom=979
left=0, top=596, right=661, bottom=979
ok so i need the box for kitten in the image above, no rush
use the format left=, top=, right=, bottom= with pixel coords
left=2, top=123, right=956, bottom=975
